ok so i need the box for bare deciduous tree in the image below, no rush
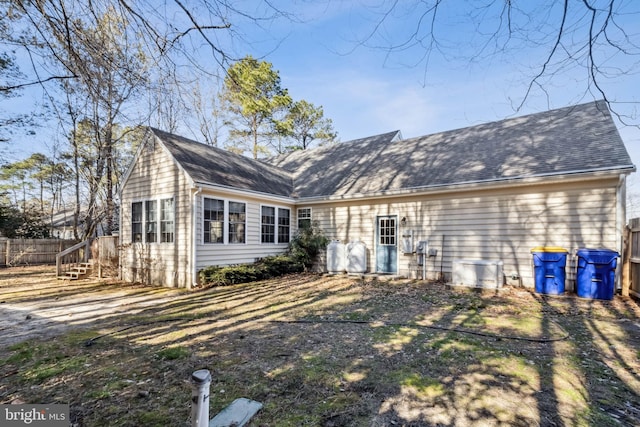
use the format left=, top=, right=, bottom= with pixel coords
left=350, top=0, right=640, bottom=122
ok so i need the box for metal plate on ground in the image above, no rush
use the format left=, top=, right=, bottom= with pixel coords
left=209, top=398, right=263, bottom=427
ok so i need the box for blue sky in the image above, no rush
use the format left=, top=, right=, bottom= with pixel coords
left=236, top=0, right=640, bottom=211
left=4, top=0, right=640, bottom=210
left=239, top=1, right=638, bottom=136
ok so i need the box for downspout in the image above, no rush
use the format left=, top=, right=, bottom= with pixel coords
left=191, top=186, right=202, bottom=289
left=615, top=174, right=626, bottom=291
left=118, top=192, right=123, bottom=281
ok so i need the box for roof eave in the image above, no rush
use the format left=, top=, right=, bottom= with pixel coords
left=193, top=180, right=297, bottom=204
left=296, top=166, right=636, bottom=204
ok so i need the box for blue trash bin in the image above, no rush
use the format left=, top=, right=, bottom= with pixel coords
left=531, top=247, right=568, bottom=295
left=576, top=249, right=619, bottom=300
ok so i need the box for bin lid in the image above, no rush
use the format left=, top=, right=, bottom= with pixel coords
left=576, top=248, right=618, bottom=255
left=530, top=246, right=568, bottom=253
left=576, top=248, right=619, bottom=263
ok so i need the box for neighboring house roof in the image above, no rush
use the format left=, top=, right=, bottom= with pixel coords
left=140, top=101, right=634, bottom=201
left=150, top=128, right=295, bottom=197
left=50, top=209, right=78, bottom=228
left=269, top=100, right=634, bottom=199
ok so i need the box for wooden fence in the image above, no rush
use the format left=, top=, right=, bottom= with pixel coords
left=625, top=218, right=640, bottom=299
left=93, top=235, right=119, bottom=278
left=0, top=238, right=79, bottom=267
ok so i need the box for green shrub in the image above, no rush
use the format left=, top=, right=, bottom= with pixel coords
left=198, top=222, right=327, bottom=286
left=199, top=254, right=305, bottom=286
left=262, top=254, right=305, bottom=275
left=289, top=221, right=329, bottom=267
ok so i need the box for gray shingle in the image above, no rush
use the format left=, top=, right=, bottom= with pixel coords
left=267, top=130, right=403, bottom=197
left=151, top=128, right=294, bottom=197
left=150, top=101, right=634, bottom=201
left=270, top=100, right=634, bottom=198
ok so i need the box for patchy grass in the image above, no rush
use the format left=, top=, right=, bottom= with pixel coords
left=0, top=268, right=639, bottom=426
left=156, top=346, right=190, bottom=361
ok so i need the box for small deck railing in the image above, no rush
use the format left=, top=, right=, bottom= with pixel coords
left=56, top=239, right=93, bottom=277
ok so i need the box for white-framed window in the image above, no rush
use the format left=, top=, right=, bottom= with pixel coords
left=261, top=205, right=290, bottom=244
left=261, top=206, right=276, bottom=243
left=160, top=198, right=175, bottom=243
left=297, top=207, right=312, bottom=229
left=145, top=200, right=157, bottom=243
left=203, top=197, right=246, bottom=244
left=278, top=208, right=290, bottom=243
left=131, top=197, right=174, bottom=243
left=132, top=202, right=143, bottom=242
left=229, top=201, right=246, bottom=244
left=204, top=198, right=224, bottom=243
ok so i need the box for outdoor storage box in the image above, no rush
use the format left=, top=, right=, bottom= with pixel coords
left=576, top=248, right=619, bottom=300
left=531, top=247, right=568, bottom=295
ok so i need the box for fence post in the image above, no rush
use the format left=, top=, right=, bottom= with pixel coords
left=622, top=225, right=631, bottom=297
left=191, top=369, right=212, bottom=427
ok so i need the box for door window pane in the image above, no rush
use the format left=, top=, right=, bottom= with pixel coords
left=379, top=218, right=396, bottom=246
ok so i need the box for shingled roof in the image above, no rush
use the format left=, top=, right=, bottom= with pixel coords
left=150, top=128, right=294, bottom=197
left=269, top=100, right=634, bottom=199
left=148, top=101, right=634, bottom=200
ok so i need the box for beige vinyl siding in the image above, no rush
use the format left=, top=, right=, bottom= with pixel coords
left=195, top=191, right=294, bottom=271
left=308, top=177, right=621, bottom=288
left=120, top=137, right=193, bottom=288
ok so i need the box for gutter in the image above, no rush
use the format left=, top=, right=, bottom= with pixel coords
left=193, top=181, right=296, bottom=203
left=297, top=166, right=636, bottom=205
left=191, top=186, right=202, bottom=289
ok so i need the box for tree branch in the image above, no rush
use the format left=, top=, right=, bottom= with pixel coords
left=518, top=0, right=569, bottom=111
left=173, top=0, right=230, bottom=69
left=1, top=74, right=77, bottom=92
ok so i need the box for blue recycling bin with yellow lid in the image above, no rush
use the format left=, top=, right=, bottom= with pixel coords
left=531, top=247, right=568, bottom=295
left=576, top=248, right=619, bottom=300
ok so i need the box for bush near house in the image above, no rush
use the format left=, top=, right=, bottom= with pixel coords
left=198, top=254, right=304, bottom=286
left=288, top=221, right=329, bottom=267
left=199, top=223, right=328, bottom=286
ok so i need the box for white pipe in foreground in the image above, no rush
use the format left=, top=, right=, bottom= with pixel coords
left=191, top=369, right=212, bottom=427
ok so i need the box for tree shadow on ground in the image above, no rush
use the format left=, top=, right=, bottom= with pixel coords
left=1, top=270, right=639, bottom=426
left=531, top=290, right=640, bottom=426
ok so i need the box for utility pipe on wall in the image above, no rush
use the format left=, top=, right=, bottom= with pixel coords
left=191, top=186, right=202, bottom=289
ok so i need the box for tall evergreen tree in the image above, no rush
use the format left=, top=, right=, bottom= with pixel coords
left=278, top=100, right=337, bottom=152
left=222, top=55, right=292, bottom=159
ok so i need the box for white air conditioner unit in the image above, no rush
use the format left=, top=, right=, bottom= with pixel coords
left=452, top=259, right=504, bottom=289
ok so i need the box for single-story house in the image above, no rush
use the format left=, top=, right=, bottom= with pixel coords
left=119, top=100, right=635, bottom=288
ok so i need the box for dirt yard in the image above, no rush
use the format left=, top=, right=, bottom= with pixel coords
left=0, top=266, right=186, bottom=348
left=1, top=266, right=639, bottom=426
